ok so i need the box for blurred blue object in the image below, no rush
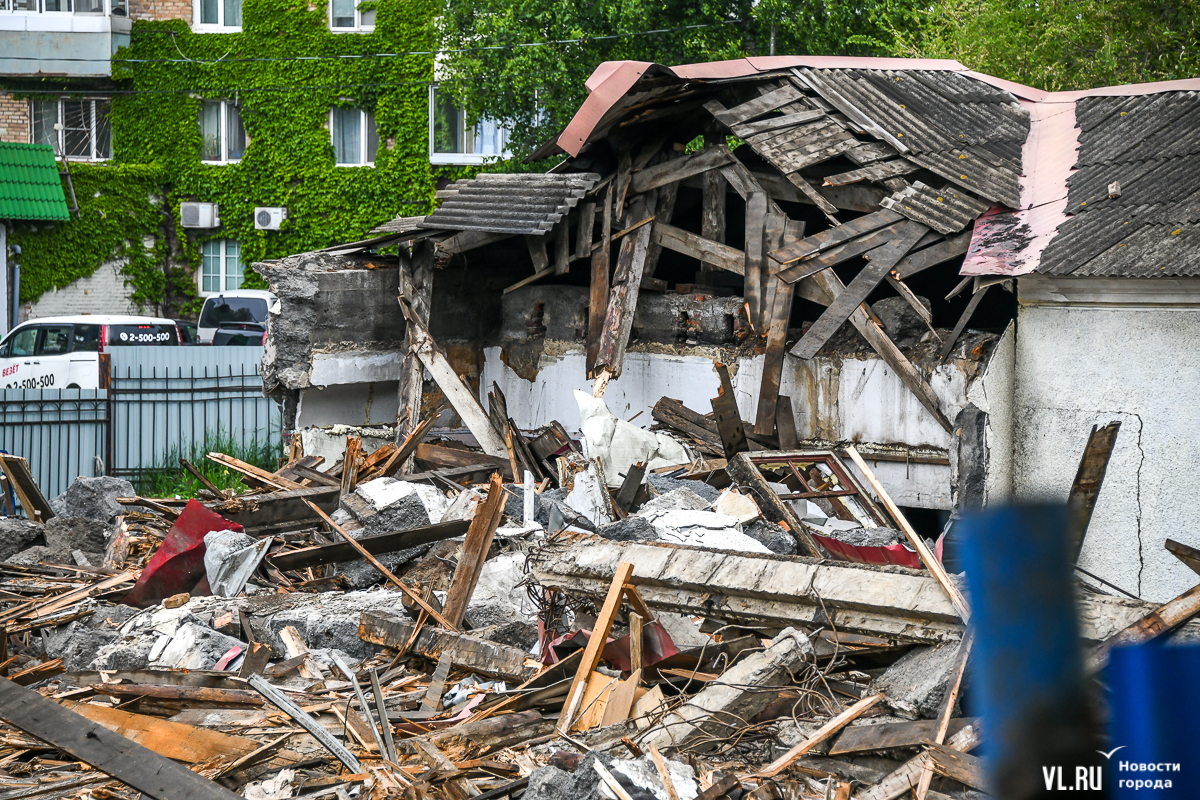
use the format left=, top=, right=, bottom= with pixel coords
left=959, top=503, right=1104, bottom=799
left=1107, top=641, right=1200, bottom=798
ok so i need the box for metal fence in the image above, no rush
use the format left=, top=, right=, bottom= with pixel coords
left=1, top=347, right=282, bottom=509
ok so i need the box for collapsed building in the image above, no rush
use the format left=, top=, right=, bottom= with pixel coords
left=257, top=57, right=1200, bottom=603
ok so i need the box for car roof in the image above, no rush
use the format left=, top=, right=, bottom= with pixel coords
left=12, top=315, right=176, bottom=326
left=200, top=290, right=277, bottom=300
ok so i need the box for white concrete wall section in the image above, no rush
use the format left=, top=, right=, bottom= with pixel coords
left=309, top=350, right=403, bottom=387
left=22, top=261, right=140, bottom=321
left=483, top=344, right=965, bottom=510
left=1014, top=303, right=1200, bottom=602
left=967, top=321, right=1015, bottom=504
left=297, top=381, right=399, bottom=428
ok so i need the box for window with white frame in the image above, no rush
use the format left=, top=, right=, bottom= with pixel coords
left=0, top=0, right=125, bottom=12
left=196, top=0, right=240, bottom=29
left=32, top=98, right=112, bottom=161
left=200, top=100, right=247, bottom=163
left=331, top=107, right=378, bottom=166
left=428, top=85, right=510, bottom=165
left=200, top=239, right=244, bottom=294
left=329, top=0, right=373, bottom=30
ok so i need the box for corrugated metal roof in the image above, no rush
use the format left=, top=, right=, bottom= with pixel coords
left=881, top=181, right=990, bottom=234
left=0, top=142, right=70, bottom=222
left=1036, top=91, right=1200, bottom=276
left=418, top=173, right=601, bottom=235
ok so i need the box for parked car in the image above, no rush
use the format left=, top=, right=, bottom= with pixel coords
left=0, top=315, right=180, bottom=390
left=175, top=319, right=200, bottom=345
left=212, top=322, right=267, bottom=346
left=197, top=290, right=278, bottom=345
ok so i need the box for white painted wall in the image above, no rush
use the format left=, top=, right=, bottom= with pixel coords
left=21, top=261, right=140, bottom=322
left=1013, top=282, right=1200, bottom=602
left=482, top=343, right=970, bottom=510
left=967, top=321, right=1015, bottom=504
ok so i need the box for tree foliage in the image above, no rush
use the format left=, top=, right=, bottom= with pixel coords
left=434, top=0, right=920, bottom=159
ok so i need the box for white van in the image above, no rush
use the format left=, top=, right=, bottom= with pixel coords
left=197, top=290, right=278, bottom=345
left=0, top=315, right=180, bottom=390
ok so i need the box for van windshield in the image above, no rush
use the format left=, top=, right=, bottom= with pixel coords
left=107, top=324, right=179, bottom=346
left=200, top=297, right=269, bottom=328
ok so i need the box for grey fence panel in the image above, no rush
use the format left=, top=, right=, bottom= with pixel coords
left=0, top=389, right=108, bottom=503
left=107, top=347, right=282, bottom=480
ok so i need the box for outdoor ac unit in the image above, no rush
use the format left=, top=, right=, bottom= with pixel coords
left=180, top=202, right=220, bottom=229
left=254, top=207, right=288, bottom=230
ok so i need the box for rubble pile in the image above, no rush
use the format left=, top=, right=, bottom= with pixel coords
left=0, top=402, right=1192, bottom=800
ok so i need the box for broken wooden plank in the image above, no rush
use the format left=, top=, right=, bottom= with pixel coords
left=1166, top=538, right=1200, bottom=577
left=65, top=701, right=257, bottom=764
left=914, top=632, right=973, bottom=799
left=744, top=192, right=769, bottom=327
left=710, top=363, right=749, bottom=460
left=791, top=221, right=928, bottom=360
left=560, top=562, right=635, bottom=733
left=892, top=231, right=973, bottom=280
left=701, top=137, right=727, bottom=277
left=615, top=461, right=647, bottom=513
left=206, top=453, right=303, bottom=491
left=855, top=724, right=980, bottom=800
left=776, top=221, right=907, bottom=285
left=706, top=83, right=806, bottom=126
left=830, top=717, right=977, bottom=755
left=758, top=693, right=884, bottom=777
left=652, top=222, right=744, bottom=276
left=937, top=283, right=990, bottom=362
left=400, top=301, right=508, bottom=459
left=784, top=172, right=841, bottom=221
left=775, top=396, right=799, bottom=450
left=414, top=442, right=513, bottom=481
left=770, top=208, right=906, bottom=266
left=0, top=456, right=54, bottom=523
left=729, top=108, right=827, bottom=138
left=340, top=435, right=362, bottom=497
left=576, top=201, right=597, bottom=259
left=553, top=218, right=571, bottom=274
left=370, top=667, right=398, bottom=762
left=630, top=147, right=733, bottom=194
left=1067, top=421, right=1121, bottom=562
left=359, top=610, right=536, bottom=683
left=442, top=474, right=506, bottom=628
left=845, top=446, right=971, bottom=620
left=594, top=196, right=656, bottom=384
left=923, top=741, right=988, bottom=791
left=1089, top=581, right=1200, bottom=671
left=0, top=676, right=242, bottom=800
left=502, top=266, right=554, bottom=295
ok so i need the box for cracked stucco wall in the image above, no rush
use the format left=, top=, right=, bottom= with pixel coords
left=1012, top=302, right=1196, bottom=602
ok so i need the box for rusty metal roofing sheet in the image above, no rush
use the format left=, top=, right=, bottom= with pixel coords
left=419, top=173, right=601, bottom=236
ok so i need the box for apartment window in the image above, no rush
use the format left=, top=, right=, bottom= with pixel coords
left=200, top=100, right=246, bottom=163
left=197, top=0, right=241, bottom=29
left=200, top=239, right=244, bottom=294
left=429, top=85, right=510, bottom=165
left=329, top=0, right=373, bottom=30
left=32, top=98, right=111, bottom=161
left=331, top=107, right=378, bottom=166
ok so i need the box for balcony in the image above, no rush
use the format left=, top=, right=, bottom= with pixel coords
left=0, top=0, right=131, bottom=77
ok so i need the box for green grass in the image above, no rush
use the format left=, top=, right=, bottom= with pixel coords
left=133, top=433, right=284, bottom=498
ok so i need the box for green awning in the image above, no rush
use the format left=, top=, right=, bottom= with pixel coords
left=0, top=142, right=71, bottom=222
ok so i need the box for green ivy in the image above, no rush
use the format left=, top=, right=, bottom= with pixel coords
left=8, top=0, right=444, bottom=316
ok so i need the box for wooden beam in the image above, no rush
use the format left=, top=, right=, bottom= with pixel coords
left=0, top=677, right=242, bottom=800
left=831, top=717, right=977, bottom=755
left=653, top=222, right=744, bottom=276
left=705, top=83, right=805, bottom=126
left=791, top=222, right=929, bottom=360
left=575, top=201, right=597, bottom=259
left=824, top=159, right=918, bottom=186
left=757, top=693, right=884, bottom=777
left=400, top=301, right=508, bottom=459
left=442, top=474, right=506, bottom=627
left=1067, top=421, right=1121, bottom=562
left=914, top=632, right=973, bottom=799
left=1089, top=581, right=1200, bottom=671
left=269, top=519, right=470, bottom=571
left=776, top=221, right=906, bottom=285
left=630, top=147, right=733, bottom=194
left=937, top=284, right=990, bottom=362
left=892, top=232, right=972, bottom=280
left=754, top=217, right=801, bottom=436
left=249, top=674, right=362, bottom=773
left=700, top=136, right=727, bottom=277
left=845, top=446, right=971, bottom=621
left=359, top=610, right=535, bottom=683
left=398, top=240, right=435, bottom=464
left=588, top=184, right=613, bottom=375
left=1166, top=538, right=1200, bottom=577
left=560, top=562, right=635, bottom=733
left=594, top=196, right=655, bottom=382
left=744, top=192, right=768, bottom=328
left=856, top=724, right=980, bottom=800
left=769, top=208, right=905, bottom=266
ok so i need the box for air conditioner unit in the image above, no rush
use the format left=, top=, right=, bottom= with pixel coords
left=254, top=207, right=288, bottom=231
left=180, top=202, right=220, bottom=229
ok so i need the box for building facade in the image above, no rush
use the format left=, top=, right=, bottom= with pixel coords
left=0, top=0, right=509, bottom=328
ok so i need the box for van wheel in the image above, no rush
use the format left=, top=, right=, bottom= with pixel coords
left=66, top=384, right=81, bottom=389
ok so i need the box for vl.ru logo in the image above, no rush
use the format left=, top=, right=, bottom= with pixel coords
left=1043, top=766, right=1103, bottom=791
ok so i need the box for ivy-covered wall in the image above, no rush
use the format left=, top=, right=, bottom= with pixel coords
left=8, top=0, right=445, bottom=316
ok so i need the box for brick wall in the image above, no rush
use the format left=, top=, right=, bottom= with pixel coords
left=127, top=0, right=191, bottom=21
left=21, top=261, right=143, bottom=323
left=0, top=94, right=30, bottom=144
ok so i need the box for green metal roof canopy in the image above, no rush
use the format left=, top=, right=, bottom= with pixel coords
left=0, top=142, right=70, bottom=222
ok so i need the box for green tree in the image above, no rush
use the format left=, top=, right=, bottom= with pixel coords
left=874, top=0, right=1200, bottom=90
left=434, top=0, right=923, bottom=159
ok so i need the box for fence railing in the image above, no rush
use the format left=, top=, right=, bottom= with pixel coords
left=0, top=347, right=282, bottom=508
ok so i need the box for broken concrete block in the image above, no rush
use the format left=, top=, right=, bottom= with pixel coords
left=607, top=754, right=699, bottom=800
left=813, top=521, right=905, bottom=547
left=0, top=518, right=43, bottom=561
left=245, top=588, right=413, bottom=659
left=635, top=488, right=710, bottom=516
left=463, top=551, right=539, bottom=630
left=154, top=622, right=244, bottom=670
left=355, top=477, right=449, bottom=524
left=647, top=472, right=721, bottom=503
left=563, top=461, right=614, bottom=528
left=872, top=295, right=931, bottom=346
left=637, top=509, right=771, bottom=553
left=9, top=516, right=110, bottom=566
left=641, top=627, right=812, bottom=752
left=596, top=516, right=659, bottom=543
left=872, top=640, right=964, bottom=719
left=575, top=391, right=694, bottom=488
left=713, top=489, right=761, bottom=524
left=204, top=530, right=270, bottom=597
left=48, top=476, right=136, bottom=522
left=743, top=519, right=797, bottom=555
left=441, top=488, right=483, bottom=522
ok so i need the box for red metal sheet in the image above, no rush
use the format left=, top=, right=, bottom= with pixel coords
left=122, top=499, right=244, bottom=608
left=543, top=621, right=677, bottom=672
left=811, top=530, right=945, bottom=570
